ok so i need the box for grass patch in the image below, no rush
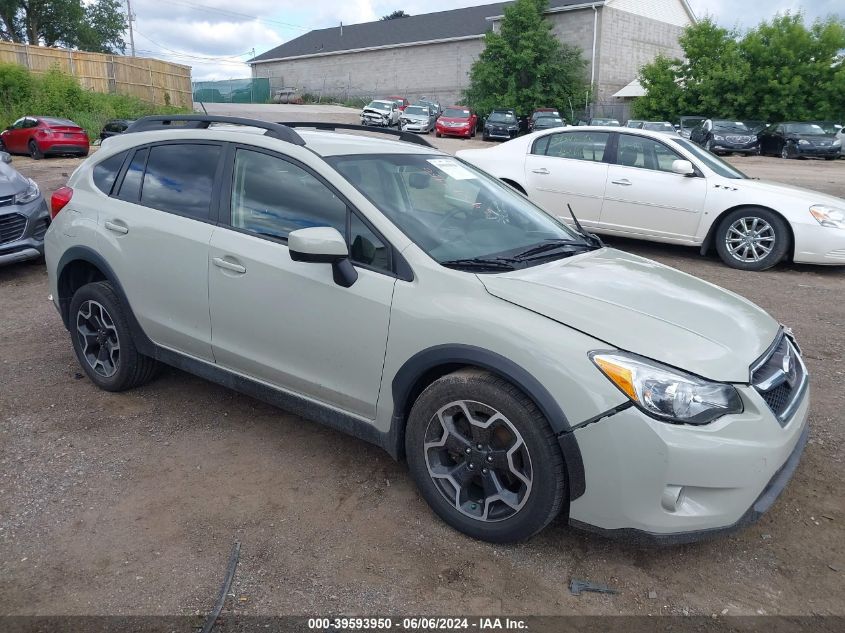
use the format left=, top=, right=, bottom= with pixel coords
left=0, top=63, right=188, bottom=140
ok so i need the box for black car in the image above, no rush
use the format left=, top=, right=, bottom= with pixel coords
left=677, top=115, right=706, bottom=139
left=531, top=113, right=566, bottom=131
left=758, top=122, right=840, bottom=160
left=742, top=120, right=769, bottom=135
left=100, top=119, right=135, bottom=141
left=482, top=109, right=520, bottom=141
left=690, top=119, right=759, bottom=155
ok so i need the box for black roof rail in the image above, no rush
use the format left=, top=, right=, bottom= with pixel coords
left=276, top=122, right=435, bottom=149
left=125, top=115, right=306, bottom=146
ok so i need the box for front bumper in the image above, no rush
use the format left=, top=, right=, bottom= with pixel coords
left=0, top=198, right=49, bottom=265
left=791, top=221, right=845, bottom=264
left=437, top=126, right=472, bottom=137
left=794, top=145, right=839, bottom=157
left=361, top=117, right=390, bottom=127
left=400, top=121, right=431, bottom=133
left=711, top=141, right=759, bottom=154
left=485, top=128, right=518, bottom=140
left=567, top=377, right=810, bottom=543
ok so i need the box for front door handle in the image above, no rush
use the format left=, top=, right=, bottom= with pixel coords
left=213, top=257, right=246, bottom=274
left=611, top=179, right=632, bottom=186
left=104, top=220, right=129, bottom=234
left=532, top=168, right=550, bottom=175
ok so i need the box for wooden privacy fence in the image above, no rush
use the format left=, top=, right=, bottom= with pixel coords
left=0, top=41, right=192, bottom=108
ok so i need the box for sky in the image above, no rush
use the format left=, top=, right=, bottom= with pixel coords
left=128, top=1, right=845, bottom=81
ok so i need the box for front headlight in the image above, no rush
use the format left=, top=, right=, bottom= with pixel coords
left=798, top=139, right=810, bottom=145
left=14, top=179, right=40, bottom=205
left=809, top=204, right=845, bottom=229
left=713, top=135, right=725, bottom=141
left=591, top=352, right=743, bottom=425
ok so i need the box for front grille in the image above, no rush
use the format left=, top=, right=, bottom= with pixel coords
left=32, top=218, right=49, bottom=240
left=726, top=135, right=754, bottom=144
left=751, top=333, right=807, bottom=425
left=0, top=212, right=26, bottom=244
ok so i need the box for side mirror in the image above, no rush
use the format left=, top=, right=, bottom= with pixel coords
left=288, top=226, right=358, bottom=287
left=671, top=160, right=695, bottom=176
left=0, top=151, right=10, bottom=163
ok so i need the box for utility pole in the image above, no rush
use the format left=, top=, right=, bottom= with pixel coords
left=126, top=0, right=136, bottom=57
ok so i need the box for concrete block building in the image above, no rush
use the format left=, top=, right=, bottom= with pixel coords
left=249, top=0, right=695, bottom=114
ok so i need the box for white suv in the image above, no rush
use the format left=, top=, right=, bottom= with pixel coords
left=45, top=116, right=810, bottom=544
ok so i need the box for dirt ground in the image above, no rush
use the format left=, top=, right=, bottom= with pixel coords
left=1, top=106, right=843, bottom=618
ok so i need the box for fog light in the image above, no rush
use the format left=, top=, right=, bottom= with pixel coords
left=661, top=485, right=685, bottom=512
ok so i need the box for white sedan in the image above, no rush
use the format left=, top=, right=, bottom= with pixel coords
left=457, top=127, right=845, bottom=270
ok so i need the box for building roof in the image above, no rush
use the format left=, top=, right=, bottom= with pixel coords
left=250, top=0, right=603, bottom=63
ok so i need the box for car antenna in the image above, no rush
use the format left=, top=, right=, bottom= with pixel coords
left=567, top=204, right=603, bottom=247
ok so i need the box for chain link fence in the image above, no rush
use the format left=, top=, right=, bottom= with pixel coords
left=191, top=78, right=271, bottom=104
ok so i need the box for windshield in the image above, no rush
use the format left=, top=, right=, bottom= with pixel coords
left=643, top=122, right=674, bottom=132
left=812, top=122, right=842, bottom=134
left=536, top=116, right=563, bottom=125
left=404, top=106, right=428, bottom=116
left=680, top=117, right=705, bottom=129
left=443, top=108, right=470, bottom=119
left=327, top=154, right=587, bottom=268
left=367, top=102, right=391, bottom=111
left=786, top=123, right=826, bottom=135
left=712, top=120, right=749, bottom=132
left=673, top=138, right=748, bottom=180
left=489, top=112, right=516, bottom=123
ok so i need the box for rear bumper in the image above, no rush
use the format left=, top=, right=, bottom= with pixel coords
left=42, top=142, right=88, bottom=155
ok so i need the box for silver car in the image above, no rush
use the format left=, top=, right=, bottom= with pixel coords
left=0, top=151, right=49, bottom=266
left=399, top=106, right=436, bottom=133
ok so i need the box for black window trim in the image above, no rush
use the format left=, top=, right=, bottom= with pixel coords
left=109, top=139, right=226, bottom=226
left=92, top=149, right=132, bottom=197
left=219, top=142, right=411, bottom=281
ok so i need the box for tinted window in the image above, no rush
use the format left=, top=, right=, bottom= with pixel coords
left=93, top=151, right=128, bottom=195
left=117, top=148, right=148, bottom=202
left=350, top=212, right=390, bottom=272
left=534, top=132, right=609, bottom=162
left=140, top=144, right=221, bottom=220
left=617, top=135, right=683, bottom=172
left=230, top=149, right=347, bottom=240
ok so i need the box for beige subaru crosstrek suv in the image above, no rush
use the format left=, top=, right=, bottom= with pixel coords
left=45, top=116, right=810, bottom=544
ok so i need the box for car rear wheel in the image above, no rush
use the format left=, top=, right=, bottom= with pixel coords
left=781, top=144, right=791, bottom=159
left=28, top=140, right=43, bottom=160
left=715, top=208, right=790, bottom=271
left=69, top=281, right=159, bottom=392
left=405, top=368, right=566, bottom=543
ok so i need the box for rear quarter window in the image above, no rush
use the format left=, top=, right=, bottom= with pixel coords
left=93, top=151, right=129, bottom=195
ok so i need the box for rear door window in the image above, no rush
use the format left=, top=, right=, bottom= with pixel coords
left=533, top=131, right=610, bottom=162
left=140, top=144, right=222, bottom=220
left=93, top=151, right=129, bottom=195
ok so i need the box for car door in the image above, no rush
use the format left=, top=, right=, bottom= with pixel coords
left=523, top=130, right=611, bottom=227
left=598, top=133, right=707, bottom=241
left=4, top=118, right=29, bottom=153
left=208, top=145, right=396, bottom=419
left=97, top=142, right=223, bottom=361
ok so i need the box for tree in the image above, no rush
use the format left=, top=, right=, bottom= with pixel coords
left=0, top=0, right=126, bottom=53
left=633, top=13, right=845, bottom=122
left=381, top=10, right=409, bottom=20
left=463, top=0, right=588, bottom=117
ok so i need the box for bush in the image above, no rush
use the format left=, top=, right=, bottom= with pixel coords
left=0, top=63, right=188, bottom=139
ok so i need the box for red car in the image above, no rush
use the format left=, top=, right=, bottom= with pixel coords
left=1, top=116, right=90, bottom=159
left=386, top=96, right=410, bottom=111
left=435, top=106, right=478, bottom=138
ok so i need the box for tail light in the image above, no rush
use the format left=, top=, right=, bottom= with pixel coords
left=50, top=186, right=73, bottom=219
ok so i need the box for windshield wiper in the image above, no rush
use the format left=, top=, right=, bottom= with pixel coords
left=509, top=239, right=587, bottom=260
left=440, top=257, right=517, bottom=271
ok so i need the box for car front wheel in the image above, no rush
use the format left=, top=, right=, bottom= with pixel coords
left=69, top=281, right=159, bottom=391
left=405, top=368, right=566, bottom=543
left=781, top=144, right=792, bottom=159
left=715, top=208, right=790, bottom=271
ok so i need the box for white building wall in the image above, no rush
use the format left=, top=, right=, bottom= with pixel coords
left=605, top=0, right=694, bottom=28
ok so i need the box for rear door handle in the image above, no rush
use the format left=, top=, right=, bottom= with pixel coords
left=104, top=220, right=129, bottom=234
left=213, top=257, right=246, bottom=274
left=611, top=179, right=632, bottom=186
left=532, top=168, right=550, bottom=175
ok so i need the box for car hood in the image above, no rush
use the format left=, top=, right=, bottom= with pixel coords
left=402, top=114, right=429, bottom=121
left=729, top=178, right=845, bottom=207
left=0, top=162, right=30, bottom=195
left=479, top=248, right=779, bottom=383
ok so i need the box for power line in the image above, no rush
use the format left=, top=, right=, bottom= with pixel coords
left=134, top=29, right=252, bottom=62
left=167, top=0, right=308, bottom=31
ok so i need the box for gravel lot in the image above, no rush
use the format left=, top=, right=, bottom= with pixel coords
left=1, top=104, right=843, bottom=618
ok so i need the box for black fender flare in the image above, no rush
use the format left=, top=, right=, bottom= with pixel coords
left=390, top=344, right=586, bottom=501
left=56, top=246, right=156, bottom=357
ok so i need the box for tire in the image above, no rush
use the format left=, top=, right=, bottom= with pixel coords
left=781, top=144, right=791, bottom=159
left=483, top=132, right=490, bottom=142
left=471, top=126, right=476, bottom=138
left=28, top=140, right=43, bottom=160
left=405, top=368, right=566, bottom=543
left=715, top=207, right=790, bottom=271
left=704, top=139, right=715, bottom=154
left=69, top=281, right=159, bottom=392
left=435, top=131, right=442, bottom=138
